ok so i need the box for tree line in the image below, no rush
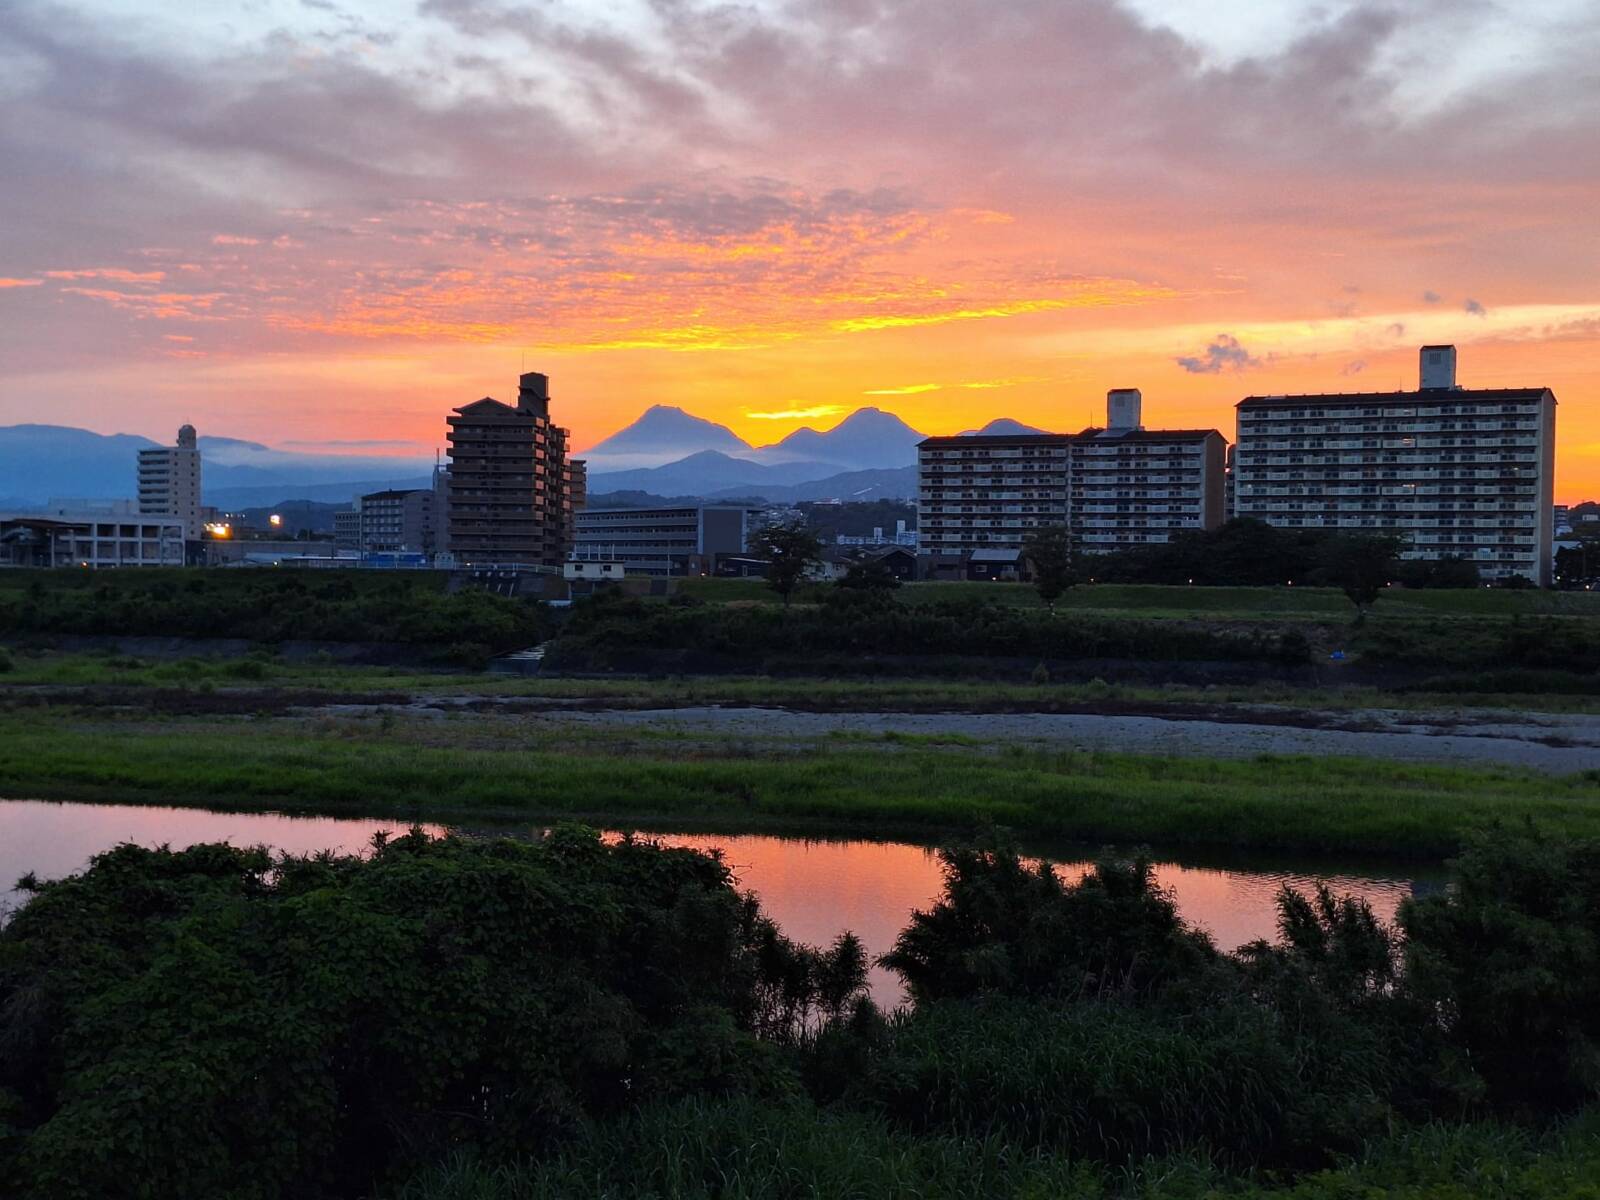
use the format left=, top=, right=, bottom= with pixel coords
left=2, top=826, right=1596, bottom=1198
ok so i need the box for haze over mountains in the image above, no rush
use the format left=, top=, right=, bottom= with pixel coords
left=0, top=425, right=431, bottom=510
left=0, top=405, right=1047, bottom=508
left=579, top=405, right=934, bottom=501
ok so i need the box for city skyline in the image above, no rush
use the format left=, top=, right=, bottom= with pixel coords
left=2, top=0, right=1597, bottom=501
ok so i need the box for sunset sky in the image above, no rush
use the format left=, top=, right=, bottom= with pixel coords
left=2, top=0, right=1597, bottom=498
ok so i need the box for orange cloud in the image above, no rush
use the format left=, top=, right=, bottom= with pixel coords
left=45, top=268, right=166, bottom=282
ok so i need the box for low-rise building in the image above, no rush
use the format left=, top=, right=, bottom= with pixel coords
left=1234, top=345, right=1557, bottom=585
left=0, top=509, right=186, bottom=568
left=562, top=560, right=625, bottom=581
left=571, top=503, right=753, bottom=576
left=333, top=506, right=361, bottom=551
left=358, top=488, right=438, bottom=555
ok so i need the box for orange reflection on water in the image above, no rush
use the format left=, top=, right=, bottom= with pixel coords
left=0, top=802, right=1419, bottom=1010
left=622, top=833, right=1418, bottom=1007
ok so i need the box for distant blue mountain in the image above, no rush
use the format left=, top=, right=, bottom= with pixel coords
left=581, top=406, right=752, bottom=472
left=758, top=407, right=926, bottom=470
left=0, top=423, right=431, bottom=507
left=705, top=465, right=917, bottom=504
left=958, top=417, right=1047, bottom=436
left=586, top=450, right=843, bottom=496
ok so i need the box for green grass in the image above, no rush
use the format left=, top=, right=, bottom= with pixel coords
left=6, top=652, right=1600, bottom=713
left=0, top=651, right=480, bottom=691
left=392, top=1100, right=1600, bottom=1200
left=1, top=710, right=1595, bottom=857
left=674, top=577, right=1600, bottom=620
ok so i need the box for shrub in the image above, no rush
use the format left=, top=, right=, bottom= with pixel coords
left=0, top=646, right=11, bottom=673
left=881, top=847, right=1218, bottom=1005
left=1400, top=831, right=1600, bottom=1110
left=859, top=995, right=1392, bottom=1167
left=1275, top=627, right=1313, bottom=665
left=0, top=829, right=868, bottom=1199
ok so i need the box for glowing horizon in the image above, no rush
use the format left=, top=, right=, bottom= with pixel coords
left=2, top=0, right=1597, bottom=501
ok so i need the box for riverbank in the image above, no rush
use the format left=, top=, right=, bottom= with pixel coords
left=2, top=706, right=1595, bottom=857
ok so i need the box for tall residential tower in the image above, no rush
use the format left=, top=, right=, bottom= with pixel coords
left=445, top=372, right=581, bottom=567
left=137, top=424, right=203, bottom=540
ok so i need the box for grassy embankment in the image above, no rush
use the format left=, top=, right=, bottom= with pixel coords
left=678, top=576, right=1600, bottom=618
left=393, top=1102, right=1600, bottom=1200
left=1, top=707, right=1595, bottom=857
left=7, top=649, right=1600, bottom=712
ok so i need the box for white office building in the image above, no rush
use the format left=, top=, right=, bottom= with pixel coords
left=1233, top=346, right=1557, bottom=584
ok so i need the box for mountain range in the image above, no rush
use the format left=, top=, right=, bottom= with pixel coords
left=579, top=405, right=927, bottom=476
left=0, top=425, right=433, bottom=510
left=0, top=405, right=1043, bottom=509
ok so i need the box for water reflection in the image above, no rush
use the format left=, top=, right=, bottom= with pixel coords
left=1, top=800, right=1422, bottom=1007
left=616, top=832, right=1420, bottom=1005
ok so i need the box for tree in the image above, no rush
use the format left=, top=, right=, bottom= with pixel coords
left=1022, top=525, right=1078, bottom=613
left=1318, top=533, right=1404, bottom=623
left=748, top=519, right=823, bottom=608
left=836, top=557, right=900, bottom=591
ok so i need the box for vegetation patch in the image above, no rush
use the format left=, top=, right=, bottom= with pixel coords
left=4, top=829, right=1598, bottom=1199
left=1, top=711, right=1596, bottom=856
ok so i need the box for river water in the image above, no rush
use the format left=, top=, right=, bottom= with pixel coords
left=0, top=799, right=1429, bottom=1005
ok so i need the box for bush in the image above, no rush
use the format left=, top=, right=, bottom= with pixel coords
left=0, top=570, right=552, bottom=652
left=1400, top=831, right=1600, bottom=1109
left=0, top=829, right=868, bottom=1199
left=881, top=847, right=1218, bottom=1005
left=554, top=594, right=1289, bottom=669
left=0, top=646, right=11, bottom=673
left=1275, top=627, right=1313, bottom=665
left=860, top=995, right=1391, bottom=1166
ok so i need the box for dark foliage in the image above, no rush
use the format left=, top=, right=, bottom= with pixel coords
left=1401, top=830, right=1600, bottom=1111
left=0, top=829, right=867, bottom=1200
left=1320, top=533, right=1405, bottom=619
left=5, top=828, right=1599, bottom=1198
left=882, top=847, right=1217, bottom=1004
left=1021, top=524, right=1078, bottom=612
left=1392, top=555, right=1481, bottom=589
left=1089, top=519, right=1411, bottom=599
left=835, top=559, right=902, bottom=590
left=746, top=521, right=823, bottom=607
left=553, top=592, right=1295, bottom=669
left=0, top=570, right=549, bottom=654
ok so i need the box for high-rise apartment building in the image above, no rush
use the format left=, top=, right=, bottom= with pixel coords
left=137, top=424, right=203, bottom=540
left=917, top=433, right=1071, bottom=561
left=1234, top=346, right=1557, bottom=584
left=917, top=390, right=1224, bottom=566
left=1067, top=390, right=1226, bottom=550
left=445, top=372, right=579, bottom=567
